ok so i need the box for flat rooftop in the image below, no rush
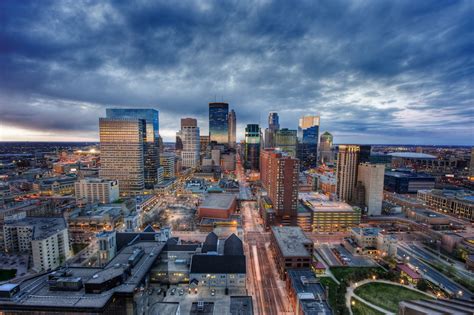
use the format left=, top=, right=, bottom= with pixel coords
left=299, top=192, right=355, bottom=213
left=388, top=152, right=436, bottom=159
left=271, top=226, right=312, bottom=258
left=199, top=193, right=236, bottom=210
left=0, top=241, right=164, bottom=312
left=230, top=296, right=253, bottom=315
left=287, top=269, right=332, bottom=314
left=352, top=227, right=380, bottom=236
left=5, top=217, right=67, bottom=240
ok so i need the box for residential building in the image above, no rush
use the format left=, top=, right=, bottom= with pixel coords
left=74, top=178, right=119, bottom=204
left=105, top=108, right=160, bottom=189
left=244, top=124, right=261, bottom=170
left=260, top=149, right=299, bottom=225
left=209, top=102, right=229, bottom=144
left=357, top=163, right=385, bottom=216
left=336, top=145, right=360, bottom=202
left=3, top=217, right=71, bottom=271
left=99, top=117, right=145, bottom=195
left=271, top=226, right=313, bottom=279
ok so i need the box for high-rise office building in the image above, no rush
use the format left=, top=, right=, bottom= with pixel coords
left=228, top=109, right=236, bottom=149
left=297, top=115, right=320, bottom=170
left=244, top=124, right=261, bottom=170
left=260, top=149, right=299, bottom=225
left=105, top=109, right=160, bottom=188
left=209, top=102, right=229, bottom=144
left=319, top=131, right=334, bottom=164
left=359, top=145, right=372, bottom=163
left=177, top=118, right=200, bottom=168
left=358, top=163, right=385, bottom=216
left=99, top=118, right=145, bottom=195
left=159, top=153, right=176, bottom=179
left=336, top=145, right=360, bottom=202
left=275, top=128, right=298, bottom=157
left=264, top=112, right=280, bottom=148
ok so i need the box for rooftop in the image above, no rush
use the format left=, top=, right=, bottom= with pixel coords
left=5, top=217, right=67, bottom=240
left=299, top=192, right=355, bottom=213
left=271, top=226, right=312, bottom=258
left=352, top=227, right=381, bottom=236
left=190, top=254, right=246, bottom=274
left=287, top=269, right=332, bottom=315
left=230, top=296, right=253, bottom=315
left=199, top=193, right=236, bottom=210
left=388, top=152, right=437, bottom=159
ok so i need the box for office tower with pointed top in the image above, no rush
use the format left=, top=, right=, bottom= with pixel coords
left=105, top=108, right=160, bottom=189
left=209, top=102, right=229, bottom=145
left=297, top=115, right=320, bottom=170
left=264, top=112, right=280, bottom=148
left=228, top=109, right=236, bottom=149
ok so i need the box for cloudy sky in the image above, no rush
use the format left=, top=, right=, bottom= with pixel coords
left=1, top=0, right=473, bottom=144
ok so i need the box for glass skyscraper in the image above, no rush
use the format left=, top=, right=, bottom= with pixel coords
left=297, top=115, right=320, bottom=170
left=105, top=108, right=160, bottom=189
left=264, top=112, right=279, bottom=148
left=209, top=102, right=229, bottom=144
left=275, top=128, right=298, bottom=157
left=244, top=124, right=261, bottom=170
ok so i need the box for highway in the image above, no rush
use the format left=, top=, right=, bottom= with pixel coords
left=397, top=246, right=473, bottom=300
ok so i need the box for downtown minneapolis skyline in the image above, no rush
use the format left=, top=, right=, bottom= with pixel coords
left=0, top=0, right=473, bottom=144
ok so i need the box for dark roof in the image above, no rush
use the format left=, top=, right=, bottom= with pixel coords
left=143, top=225, right=155, bottom=232
left=163, top=244, right=200, bottom=252
left=116, top=232, right=157, bottom=251
left=230, top=296, right=254, bottom=315
left=166, top=237, right=179, bottom=245
left=224, top=234, right=243, bottom=256
left=190, top=255, right=246, bottom=274
left=201, top=232, right=218, bottom=253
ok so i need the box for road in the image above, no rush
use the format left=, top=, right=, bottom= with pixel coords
left=397, top=246, right=473, bottom=300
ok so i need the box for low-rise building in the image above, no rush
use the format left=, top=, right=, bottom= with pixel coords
left=417, top=189, right=474, bottom=221
left=75, top=178, right=120, bottom=204
left=345, top=227, right=397, bottom=257
left=198, top=193, right=237, bottom=219
left=33, top=176, right=76, bottom=195
left=399, top=298, right=474, bottom=315
left=384, top=170, right=435, bottom=194
left=271, top=226, right=313, bottom=279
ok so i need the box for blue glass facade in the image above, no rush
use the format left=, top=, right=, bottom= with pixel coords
left=298, top=124, right=319, bottom=170
left=209, top=102, right=229, bottom=144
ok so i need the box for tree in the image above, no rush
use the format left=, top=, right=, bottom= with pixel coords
left=416, top=279, right=429, bottom=292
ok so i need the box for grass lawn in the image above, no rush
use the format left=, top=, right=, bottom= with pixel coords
left=0, top=269, right=16, bottom=281
left=330, top=267, right=383, bottom=282
left=319, top=277, right=339, bottom=308
left=351, top=300, right=384, bottom=315
left=354, top=282, right=433, bottom=313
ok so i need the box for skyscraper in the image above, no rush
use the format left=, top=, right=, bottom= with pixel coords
left=244, top=124, right=261, bottom=170
left=260, top=149, right=299, bottom=225
left=177, top=118, right=200, bottom=168
left=209, top=102, right=229, bottom=144
left=99, top=118, right=145, bottom=195
left=275, top=128, right=298, bottom=157
left=105, top=108, right=160, bottom=188
left=357, top=163, right=385, bottom=216
left=297, top=115, right=320, bottom=170
left=228, top=109, right=236, bottom=149
left=336, top=145, right=360, bottom=202
left=264, top=112, right=280, bottom=148
left=319, top=131, right=334, bottom=164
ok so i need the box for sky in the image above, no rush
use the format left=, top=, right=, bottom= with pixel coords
left=0, top=0, right=473, bottom=144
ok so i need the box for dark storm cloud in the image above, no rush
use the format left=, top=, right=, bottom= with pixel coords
left=0, top=0, right=473, bottom=143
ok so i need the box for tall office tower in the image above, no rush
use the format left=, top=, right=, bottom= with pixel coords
left=357, top=163, right=385, bottom=216
left=336, top=145, right=360, bottom=202
left=260, top=149, right=300, bottom=225
left=228, top=109, right=237, bottom=148
left=209, top=102, right=229, bottom=144
left=106, top=109, right=160, bottom=189
left=359, top=145, right=372, bottom=163
left=244, top=124, right=261, bottom=170
left=159, top=153, right=176, bottom=179
left=177, top=118, right=200, bottom=168
left=319, top=131, right=334, bottom=164
left=99, top=118, right=145, bottom=195
left=297, top=115, right=320, bottom=170
left=264, top=112, right=280, bottom=148
left=275, top=128, right=298, bottom=157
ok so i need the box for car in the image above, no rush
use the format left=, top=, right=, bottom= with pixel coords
left=211, top=289, right=216, bottom=296
left=156, top=288, right=162, bottom=295
left=170, top=288, right=176, bottom=295
left=179, top=289, right=184, bottom=296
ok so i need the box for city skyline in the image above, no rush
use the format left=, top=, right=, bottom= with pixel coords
left=1, top=0, right=473, bottom=145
